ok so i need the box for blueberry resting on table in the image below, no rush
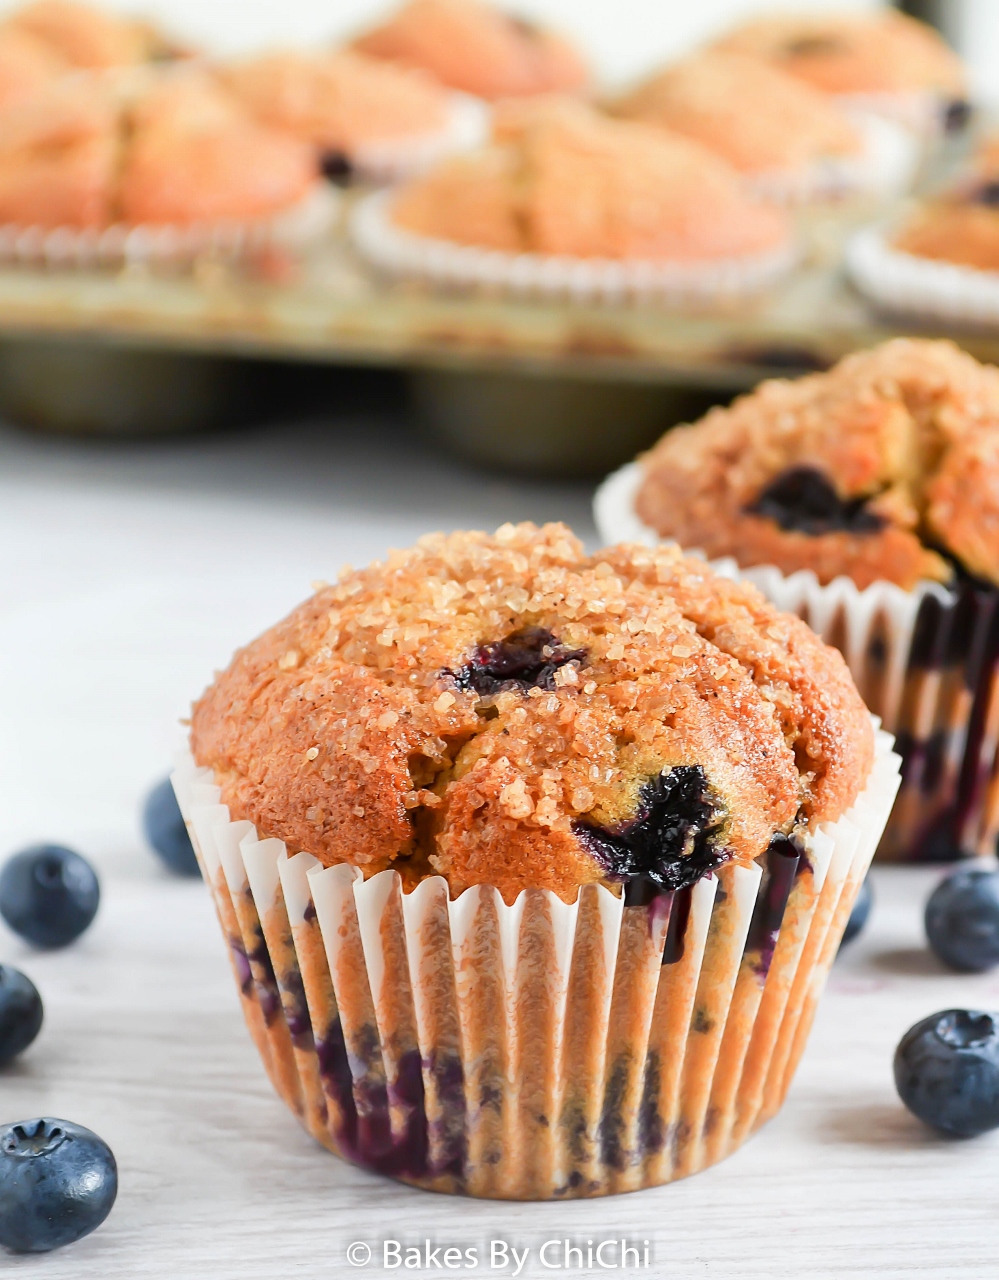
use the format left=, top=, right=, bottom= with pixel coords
left=894, top=1009, right=999, bottom=1137
left=0, top=846, right=99, bottom=949
left=925, top=868, right=999, bottom=972
left=0, top=967, right=42, bottom=1065
left=143, top=777, right=200, bottom=877
left=0, top=1118, right=117, bottom=1253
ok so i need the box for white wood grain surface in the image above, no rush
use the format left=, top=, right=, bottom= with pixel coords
left=1, top=409, right=998, bottom=1278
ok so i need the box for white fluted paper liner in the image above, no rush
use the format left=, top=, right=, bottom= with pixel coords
left=0, top=182, right=338, bottom=269
left=350, top=94, right=489, bottom=183
left=172, top=725, right=898, bottom=1199
left=350, top=188, right=799, bottom=305
left=595, top=460, right=999, bottom=860
left=748, top=113, right=918, bottom=206
left=847, top=222, right=999, bottom=328
left=833, top=90, right=954, bottom=137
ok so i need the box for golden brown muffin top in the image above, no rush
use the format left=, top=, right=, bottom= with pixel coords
left=191, top=523, right=873, bottom=902
left=892, top=146, right=999, bottom=273
left=391, top=98, right=790, bottom=261
left=713, top=11, right=965, bottom=98
left=221, top=48, right=449, bottom=154
left=636, top=339, right=999, bottom=590
left=610, top=50, right=860, bottom=176
left=353, top=0, right=588, bottom=101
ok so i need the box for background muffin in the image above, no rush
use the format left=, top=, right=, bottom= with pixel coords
left=382, top=98, right=790, bottom=262
left=0, top=66, right=319, bottom=230
left=609, top=49, right=865, bottom=202
left=353, top=0, right=588, bottom=101
left=600, top=339, right=999, bottom=863
left=634, top=339, right=999, bottom=591
left=712, top=10, right=966, bottom=127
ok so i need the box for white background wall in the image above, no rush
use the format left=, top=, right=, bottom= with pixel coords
left=0, top=0, right=887, bottom=86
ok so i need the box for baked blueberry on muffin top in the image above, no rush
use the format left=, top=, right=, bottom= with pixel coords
left=635, top=339, right=999, bottom=591
left=190, top=523, right=872, bottom=902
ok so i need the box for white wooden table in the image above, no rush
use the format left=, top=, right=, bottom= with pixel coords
left=1, top=408, right=998, bottom=1278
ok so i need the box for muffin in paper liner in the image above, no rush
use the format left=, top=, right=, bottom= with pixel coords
left=596, top=461, right=999, bottom=863
left=747, top=113, right=918, bottom=208
left=847, top=222, right=999, bottom=328
left=172, top=726, right=898, bottom=1201
left=350, top=188, right=798, bottom=306
left=345, top=93, right=488, bottom=184
left=0, top=182, right=339, bottom=269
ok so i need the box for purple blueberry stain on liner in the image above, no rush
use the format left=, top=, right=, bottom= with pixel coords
left=746, top=466, right=885, bottom=536
left=444, top=627, right=586, bottom=697
left=744, top=835, right=801, bottom=980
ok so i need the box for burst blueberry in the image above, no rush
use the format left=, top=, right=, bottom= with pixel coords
left=925, top=868, right=999, bottom=972
left=0, top=967, right=43, bottom=1065
left=839, top=876, right=873, bottom=949
left=894, top=1009, right=999, bottom=1137
left=0, top=846, right=100, bottom=949
left=142, top=777, right=200, bottom=877
left=0, top=1118, right=117, bottom=1253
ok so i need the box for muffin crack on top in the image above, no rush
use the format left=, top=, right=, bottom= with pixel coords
left=191, top=523, right=872, bottom=902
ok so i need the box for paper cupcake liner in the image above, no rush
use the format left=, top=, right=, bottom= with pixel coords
left=833, top=90, right=958, bottom=137
left=0, top=182, right=339, bottom=269
left=349, top=94, right=489, bottom=184
left=350, top=189, right=799, bottom=306
left=595, top=461, right=999, bottom=862
left=747, top=114, right=918, bottom=206
left=172, top=727, right=898, bottom=1200
left=847, top=223, right=999, bottom=328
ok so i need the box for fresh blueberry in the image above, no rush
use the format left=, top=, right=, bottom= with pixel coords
left=0, top=967, right=42, bottom=1065
left=839, top=876, right=873, bottom=949
left=142, top=777, right=199, bottom=877
left=925, top=868, right=999, bottom=972
left=0, top=1118, right=117, bottom=1253
left=894, top=1009, right=999, bottom=1137
left=0, top=846, right=100, bottom=949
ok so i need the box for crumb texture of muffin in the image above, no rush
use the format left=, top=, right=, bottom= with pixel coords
left=712, top=11, right=965, bottom=98
left=636, top=339, right=999, bottom=591
left=190, top=523, right=872, bottom=902
left=610, top=50, right=861, bottom=177
left=222, top=48, right=449, bottom=156
left=354, top=0, right=588, bottom=100
left=390, top=98, right=789, bottom=260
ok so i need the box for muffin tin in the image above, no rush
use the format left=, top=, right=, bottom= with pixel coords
left=0, top=125, right=995, bottom=460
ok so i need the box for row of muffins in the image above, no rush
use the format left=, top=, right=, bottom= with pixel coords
left=0, top=1, right=965, bottom=267
left=350, top=7, right=964, bottom=301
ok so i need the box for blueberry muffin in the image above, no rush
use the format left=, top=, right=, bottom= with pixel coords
left=891, top=144, right=999, bottom=272
left=386, top=98, right=790, bottom=262
left=190, top=522, right=872, bottom=904
left=221, top=49, right=452, bottom=181
left=621, top=339, right=999, bottom=863
left=179, top=522, right=894, bottom=1199
left=610, top=50, right=862, bottom=194
left=713, top=11, right=965, bottom=117
left=635, top=339, right=999, bottom=592
left=353, top=0, right=588, bottom=101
